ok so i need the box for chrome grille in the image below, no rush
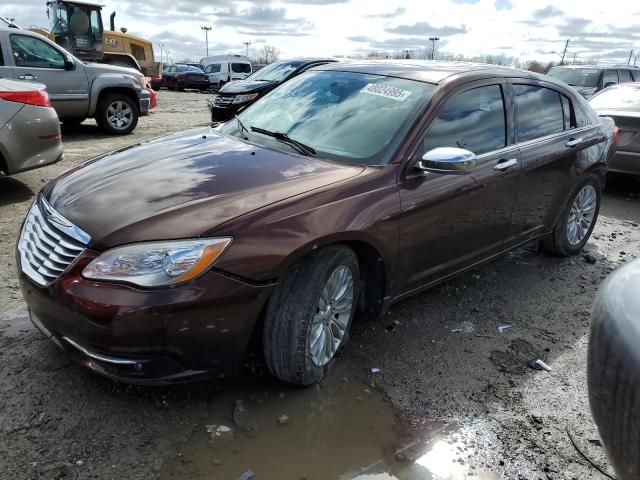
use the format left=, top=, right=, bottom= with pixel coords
left=214, top=95, right=235, bottom=106
left=18, top=196, right=90, bottom=287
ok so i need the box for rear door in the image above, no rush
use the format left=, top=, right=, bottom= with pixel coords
left=8, top=32, right=89, bottom=118
left=397, top=80, right=521, bottom=294
left=618, top=69, right=633, bottom=85
left=504, top=81, right=600, bottom=244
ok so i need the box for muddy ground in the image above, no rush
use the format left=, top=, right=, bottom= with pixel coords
left=1, top=90, right=639, bottom=480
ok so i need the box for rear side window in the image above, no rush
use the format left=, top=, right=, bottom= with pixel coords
left=514, top=85, right=565, bottom=142
left=618, top=69, right=632, bottom=83
left=561, top=95, right=575, bottom=130
left=232, top=63, right=251, bottom=73
left=423, top=85, right=506, bottom=156
left=631, top=70, right=639, bottom=82
left=0, top=42, right=4, bottom=65
left=602, top=70, right=618, bottom=86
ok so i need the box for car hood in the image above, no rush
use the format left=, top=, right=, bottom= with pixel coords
left=46, top=128, right=363, bottom=249
left=219, top=79, right=276, bottom=94
left=83, top=61, right=141, bottom=77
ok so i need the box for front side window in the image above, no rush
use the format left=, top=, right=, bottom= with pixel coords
left=602, top=70, right=618, bottom=86
left=514, top=85, right=564, bottom=142
left=206, top=64, right=221, bottom=73
left=423, top=85, right=506, bottom=156
left=232, top=63, right=251, bottom=74
left=618, top=69, right=632, bottom=83
left=219, top=70, right=436, bottom=165
left=10, top=35, right=65, bottom=69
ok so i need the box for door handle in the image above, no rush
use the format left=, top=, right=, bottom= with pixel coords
left=566, top=137, right=583, bottom=148
left=18, top=74, right=37, bottom=80
left=494, top=158, right=519, bottom=171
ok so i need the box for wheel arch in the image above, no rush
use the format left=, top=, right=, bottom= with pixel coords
left=94, top=87, right=140, bottom=115
left=278, top=233, right=389, bottom=318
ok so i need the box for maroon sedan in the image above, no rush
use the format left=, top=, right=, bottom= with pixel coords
left=17, top=62, right=616, bottom=385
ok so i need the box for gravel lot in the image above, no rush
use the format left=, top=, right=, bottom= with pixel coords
left=1, top=90, right=639, bottom=479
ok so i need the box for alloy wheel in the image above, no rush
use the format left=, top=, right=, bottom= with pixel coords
left=567, top=184, right=597, bottom=245
left=309, top=265, right=355, bottom=367
left=107, top=100, right=133, bottom=131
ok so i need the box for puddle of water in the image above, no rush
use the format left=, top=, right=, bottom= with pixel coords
left=162, top=362, right=499, bottom=480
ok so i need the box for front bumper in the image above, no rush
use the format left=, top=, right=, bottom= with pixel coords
left=609, top=150, right=640, bottom=175
left=138, top=89, right=151, bottom=116
left=19, top=252, right=275, bottom=384
left=210, top=103, right=242, bottom=122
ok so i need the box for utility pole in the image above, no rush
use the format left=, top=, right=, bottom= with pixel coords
left=572, top=53, right=577, bottom=64
left=243, top=41, right=252, bottom=58
left=628, top=49, right=634, bottom=65
left=429, top=36, right=440, bottom=60
left=560, top=39, right=569, bottom=65
left=201, top=26, right=212, bottom=56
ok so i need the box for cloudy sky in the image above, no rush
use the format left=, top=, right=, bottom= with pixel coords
left=4, top=0, right=640, bottom=64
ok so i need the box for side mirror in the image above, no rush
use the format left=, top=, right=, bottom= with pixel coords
left=64, top=55, right=75, bottom=70
left=417, top=147, right=477, bottom=175
left=603, top=81, right=617, bottom=89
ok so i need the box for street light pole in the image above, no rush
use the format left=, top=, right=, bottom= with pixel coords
left=201, top=26, right=212, bottom=57
left=560, top=38, right=570, bottom=65
left=159, top=43, right=163, bottom=63
left=243, top=41, right=252, bottom=58
left=628, top=49, right=634, bottom=65
left=428, top=37, right=440, bottom=60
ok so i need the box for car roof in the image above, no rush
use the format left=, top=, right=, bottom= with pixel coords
left=550, top=64, right=637, bottom=70
left=311, top=60, right=546, bottom=85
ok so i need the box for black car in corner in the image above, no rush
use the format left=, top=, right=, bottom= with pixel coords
left=209, top=58, right=337, bottom=122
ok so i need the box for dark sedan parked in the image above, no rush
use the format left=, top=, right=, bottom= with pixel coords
left=17, top=62, right=616, bottom=386
left=209, top=58, right=337, bottom=122
left=162, top=64, right=209, bottom=91
left=589, top=83, right=640, bottom=175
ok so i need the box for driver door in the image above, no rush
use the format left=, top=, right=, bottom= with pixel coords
left=9, top=32, right=89, bottom=118
left=397, top=81, right=520, bottom=295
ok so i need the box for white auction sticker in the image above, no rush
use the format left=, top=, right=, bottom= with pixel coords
left=360, top=83, right=412, bottom=102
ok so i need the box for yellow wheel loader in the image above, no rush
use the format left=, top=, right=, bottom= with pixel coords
left=27, top=1, right=161, bottom=76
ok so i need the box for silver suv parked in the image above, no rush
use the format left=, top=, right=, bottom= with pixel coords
left=0, top=27, right=150, bottom=134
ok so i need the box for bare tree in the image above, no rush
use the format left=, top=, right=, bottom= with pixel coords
left=255, top=45, right=280, bottom=64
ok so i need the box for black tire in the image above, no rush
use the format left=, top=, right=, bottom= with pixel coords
left=218, top=81, right=226, bottom=89
left=588, top=259, right=640, bottom=478
left=543, top=174, right=601, bottom=256
left=95, top=93, right=139, bottom=135
left=263, top=245, right=361, bottom=386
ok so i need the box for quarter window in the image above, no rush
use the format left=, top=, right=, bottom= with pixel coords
left=423, top=85, right=506, bottom=156
left=514, top=85, right=565, bottom=142
left=561, top=95, right=575, bottom=130
left=10, top=35, right=65, bottom=69
left=618, top=69, right=632, bottom=83
left=602, top=70, right=618, bottom=86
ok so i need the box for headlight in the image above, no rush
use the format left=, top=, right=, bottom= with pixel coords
left=82, top=238, right=232, bottom=287
left=233, top=93, right=259, bottom=104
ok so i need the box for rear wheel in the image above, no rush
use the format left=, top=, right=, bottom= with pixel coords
left=543, top=175, right=601, bottom=256
left=263, top=246, right=360, bottom=386
left=95, top=93, right=138, bottom=135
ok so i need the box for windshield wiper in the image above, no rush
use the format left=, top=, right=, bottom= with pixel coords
left=235, top=115, right=250, bottom=138
left=250, top=126, right=316, bottom=157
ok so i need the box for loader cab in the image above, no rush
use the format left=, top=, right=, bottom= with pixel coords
left=47, top=0, right=104, bottom=61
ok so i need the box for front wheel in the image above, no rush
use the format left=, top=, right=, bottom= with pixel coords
left=544, top=175, right=601, bottom=256
left=95, top=93, right=139, bottom=135
left=263, top=246, right=360, bottom=386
